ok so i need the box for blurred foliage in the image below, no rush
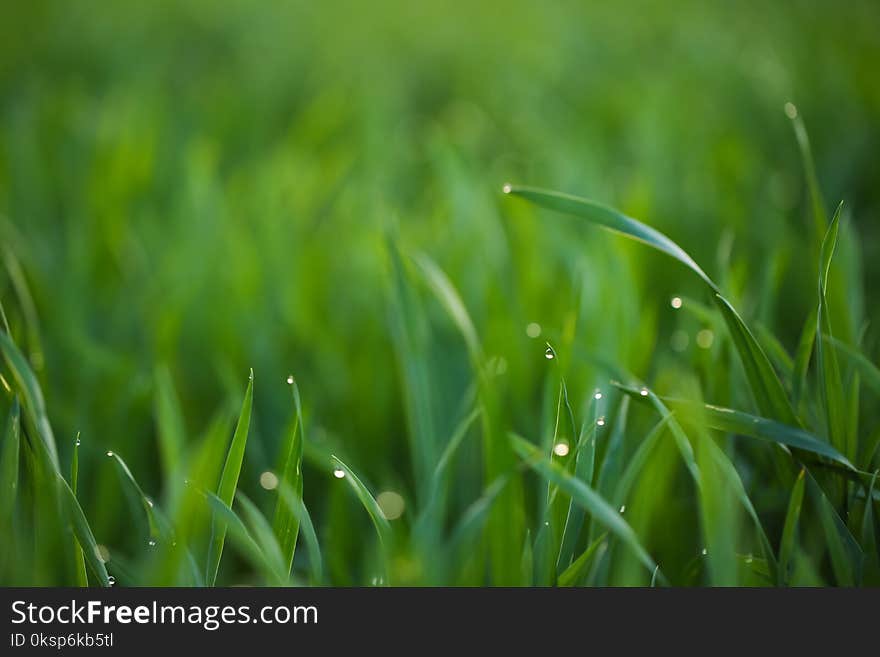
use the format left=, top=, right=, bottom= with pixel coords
left=0, top=0, right=878, bottom=585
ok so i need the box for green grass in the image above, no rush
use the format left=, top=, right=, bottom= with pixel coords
left=1, top=0, right=879, bottom=586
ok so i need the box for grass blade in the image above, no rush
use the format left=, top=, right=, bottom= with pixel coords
left=57, top=476, right=110, bottom=586
left=556, top=421, right=597, bottom=571
left=506, top=185, right=797, bottom=425
left=330, top=455, right=391, bottom=548
left=272, top=375, right=305, bottom=576
left=204, top=490, right=277, bottom=584
left=557, top=532, right=607, bottom=587
left=0, top=331, right=59, bottom=469
left=107, top=450, right=166, bottom=542
left=654, top=397, right=852, bottom=469
left=779, top=468, right=806, bottom=585
left=70, top=433, right=88, bottom=587
left=510, top=433, right=659, bottom=576
left=206, top=369, right=254, bottom=586
left=816, top=205, right=848, bottom=458
left=277, top=483, right=323, bottom=584
left=236, top=491, right=286, bottom=585
left=504, top=185, right=716, bottom=289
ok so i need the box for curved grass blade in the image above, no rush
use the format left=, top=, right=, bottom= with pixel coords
left=704, top=436, right=777, bottom=581
left=510, top=433, right=659, bottom=576
left=612, top=415, right=673, bottom=508
left=70, top=433, right=88, bottom=587
left=236, top=491, right=286, bottom=585
left=411, top=252, right=482, bottom=363
left=206, top=369, right=254, bottom=586
left=277, top=483, right=323, bottom=584
left=824, top=335, right=880, bottom=397
left=107, top=450, right=167, bottom=542
left=557, top=532, right=607, bottom=587
left=816, top=205, right=848, bottom=458
left=272, top=375, right=304, bottom=576
left=57, top=476, right=110, bottom=586
left=779, top=469, right=806, bottom=585
left=654, top=397, right=852, bottom=469
left=204, top=490, right=277, bottom=584
left=713, top=295, right=798, bottom=425
left=0, top=331, right=58, bottom=469
left=805, top=471, right=861, bottom=585
left=504, top=185, right=717, bottom=290
left=506, top=185, right=797, bottom=425
left=330, top=455, right=391, bottom=547
left=614, top=383, right=777, bottom=579
left=788, top=104, right=828, bottom=239
left=411, top=250, right=524, bottom=584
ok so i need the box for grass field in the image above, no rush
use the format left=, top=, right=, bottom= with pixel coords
left=1, top=0, right=879, bottom=586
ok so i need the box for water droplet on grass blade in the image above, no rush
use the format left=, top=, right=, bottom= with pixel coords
left=286, top=375, right=295, bottom=385
left=553, top=442, right=570, bottom=457
left=619, top=505, right=626, bottom=513
left=108, top=576, right=115, bottom=586
left=544, top=347, right=554, bottom=360
left=502, top=183, right=512, bottom=194
left=148, top=539, right=156, bottom=548
left=639, top=387, right=649, bottom=397
left=596, top=417, right=606, bottom=427
left=106, top=451, right=114, bottom=457
left=670, top=296, right=683, bottom=309
left=332, top=468, right=346, bottom=479
left=260, top=471, right=279, bottom=490
left=784, top=102, right=798, bottom=119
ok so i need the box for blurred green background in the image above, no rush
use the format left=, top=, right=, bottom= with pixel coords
left=1, top=0, right=878, bottom=585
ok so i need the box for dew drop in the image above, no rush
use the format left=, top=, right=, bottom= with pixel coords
left=148, top=539, right=157, bottom=548
left=286, top=375, right=295, bottom=385
left=594, top=390, right=603, bottom=400
left=502, top=183, right=512, bottom=194
left=108, top=576, right=115, bottom=587
left=619, top=505, right=626, bottom=513
left=106, top=451, right=114, bottom=457
left=596, top=416, right=606, bottom=427
left=670, top=296, right=683, bottom=309
left=639, top=387, right=649, bottom=397
left=146, top=498, right=154, bottom=508
left=701, top=548, right=708, bottom=556
left=75, top=438, right=81, bottom=447
left=260, top=471, right=279, bottom=490
left=552, top=442, right=570, bottom=457
left=332, top=468, right=346, bottom=479
left=544, top=347, right=555, bottom=360
left=784, top=102, right=798, bottom=119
